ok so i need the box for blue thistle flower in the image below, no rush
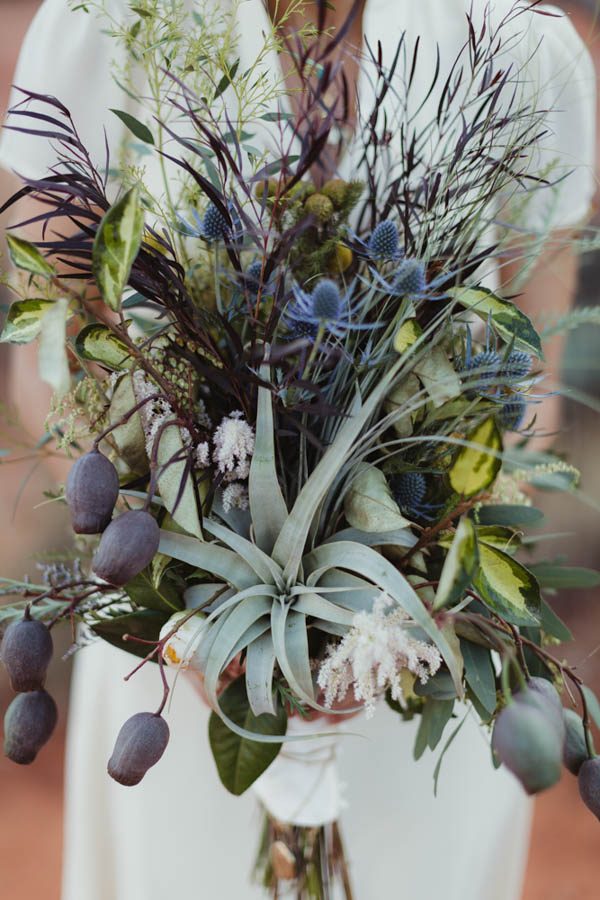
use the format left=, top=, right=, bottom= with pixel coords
left=311, top=279, right=344, bottom=321
left=393, top=472, right=427, bottom=515
left=499, top=396, right=527, bottom=431
left=201, top=202, right=229, bottom=242
left=367, top=220, right=401, bottom=260
left=501, top=350, right=532, bottom=383
left=392, top=259, right=427, bottom=297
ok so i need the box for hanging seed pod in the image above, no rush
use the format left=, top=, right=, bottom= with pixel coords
left=92, top=509, right=160, bottom=586
left=107, top=712, right=170, bottom=786
left=578, top=757, right=600, bottom=820
left=1, top=617, right=53, bottom=692
left=66, top=449, right=120, bottom=534
left=564, top=709, right=591, bottom=776
left=516, top=678, right=566, bottom=744
left=4, top=689, right=58, bottom=765
left=492, top=700, right=562, bottom=795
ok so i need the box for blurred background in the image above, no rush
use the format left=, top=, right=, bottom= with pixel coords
left=0, top=1, right=599, bottom=898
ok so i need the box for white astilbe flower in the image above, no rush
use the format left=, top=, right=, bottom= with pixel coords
left=212, top=411, right=255, bottom=481
left=222, top=482, right=249, bottom=513
left=195, top=441, right=210, bottom=468
left=317, top=593, right=442, bottom=718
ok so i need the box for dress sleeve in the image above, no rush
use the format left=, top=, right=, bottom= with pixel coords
left=0, top=0, right=128, bottom=180
left=514, top=4, right=596, bottom=230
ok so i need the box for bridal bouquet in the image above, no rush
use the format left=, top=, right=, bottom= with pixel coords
left=1, top=1, right=599, bottom=895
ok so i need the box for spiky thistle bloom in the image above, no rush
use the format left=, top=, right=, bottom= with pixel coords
left=393, top=471, right=427, bottom=516
left=367, top=220, right=402, bottom=260
left=212, top=411, right=255, bottom=481
left=284, top=278, right=359, bottom=339
left=465, top=349, right=502, bottom=394
left=202, top=202, right=229, bottom=241
left=317, top=593, right=442, bottom=717
left=501, top=350, right=532, bottom=382
left=498, top=396, right=527, bottom=431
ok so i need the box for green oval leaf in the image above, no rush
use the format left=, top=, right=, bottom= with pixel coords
left=474, top=543, right=541, bottom=625
left=0, top=299, right=55, bottom=343
left=208, top=676, right=287, bottom=796
left=110, top=108, right=154, bottom=145
left=434, top=517, right=479, bottom=610
left=92, top=186, right=144, bottom=311
left=449, top=417, right=503, bottom=498
left=75, top=324, right=132, bottom=370
left=448, top=285, right=543, bottom=358
left=6, top=234, right=55, bottom=277
left=344, top=464, right=410, bottom=532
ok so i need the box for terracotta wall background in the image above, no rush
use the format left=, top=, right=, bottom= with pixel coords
left=0, top=2, right=599, bottom=899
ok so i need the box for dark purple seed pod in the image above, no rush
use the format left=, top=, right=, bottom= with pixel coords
left=578, top=757, right=600, bottom=820
left=492, top=700, right=562, bottom=795
left=516, top=678, right=566, bottom=744
left=564, top=709, right=590, bottom=775
left=92, top=510, right=160, bottom=586
left=66, top=449, right=120, bottom=534
left=1, top=617, right=53, bottom=692
left=107, top=712, right=170, bottom=786
left=4, top=689, right=58, bottom=765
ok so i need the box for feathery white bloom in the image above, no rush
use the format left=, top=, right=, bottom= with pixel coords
left=212, top=411, right=255, bottom=481
left=317, top=593, right=441, bottom=717
left=222, top=482, right=249, bottom=513
left=195, top=441, right=210, bottom=468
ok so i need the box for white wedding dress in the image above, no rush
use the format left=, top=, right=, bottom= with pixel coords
left=0, top=2, right=595, bottom=899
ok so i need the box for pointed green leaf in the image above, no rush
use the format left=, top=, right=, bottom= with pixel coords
left=110, top=108, right=154, bottom=144
left=208, top=676, right=287, bottom=795
left=449, top=417, right=503, bottom=498
left=6, top=234, right=55, bottom=276
left=448, top=285, right=543, bottom=358
left=0, top=299, right=55, bottom=343
left=92, top=186, right=144, bottom=310
left=461, top=640, right=496, bottom=716
left=434, top=517, right=479, bottom=610
left=474, top=543, right=541, bottom=626
left=38, top=297, right=70, bottom=396
left=344, top=464, right=410, bottom=533
left=75, top=323, right=132, bottom=369
left=156, top=423, right=203, bottom=538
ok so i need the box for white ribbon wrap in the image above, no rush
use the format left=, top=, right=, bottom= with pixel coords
left=252, top=716, right=345, bottom=827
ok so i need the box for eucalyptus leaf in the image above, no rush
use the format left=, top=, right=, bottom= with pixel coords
left=6, top=234, right=55, bottom=276
left=208, top=676, right=287, bottom=795
left=110, top=108, right=154, bottom=144
left=529, top=564, right=600, bottom=590
left=434, top=517, right=479, bottom=610
left=461, top=640, right=496, bottom=717
left=109, top=373, right=148, bottom=473
left=38, top=298, right=70, bottom=397
left=92, top=185, right=144, bottom=311
left=0, top=299, right=55, bottom=344
left=91, top=609, right=170, bottom=659
left=413, top=698, right=454, bottom=759
left=124, top=568, right=183, bottom=613
left=156, top=424, right=203, bottom=538
left=449, top=417, right=503, bottom=498
left=448, top=285, right=543, bottom=358
left=414, top=345, right=462, bottom=408
left=344, top=464, right=410, bottom=533
left=75, top=324, right=132, bottom=369
left=476, top=505, right=544, bottom=527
